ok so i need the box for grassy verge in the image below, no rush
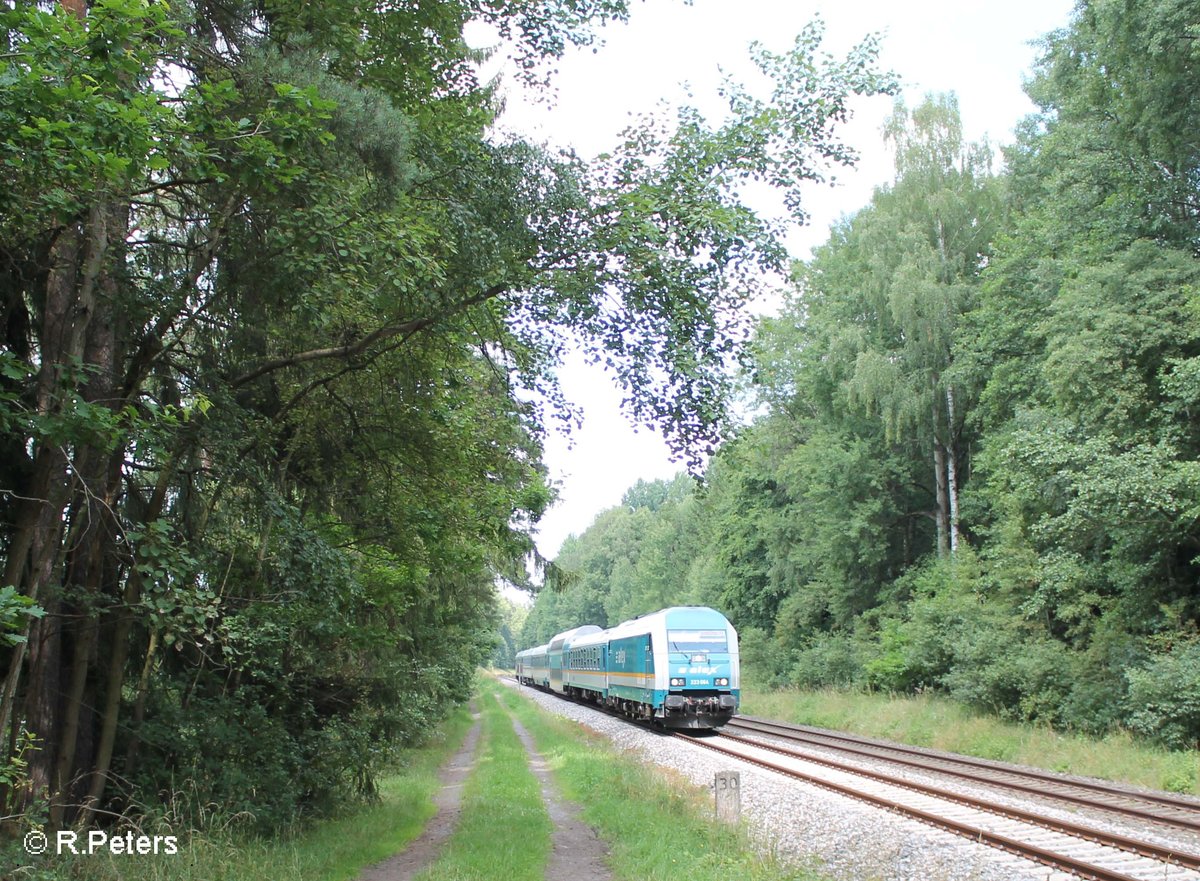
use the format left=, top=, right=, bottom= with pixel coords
left=414, top=688, right=550, bottom=881
left=490, top=677, right=825, bottom=881
left=6, top=706, right=475, bottom=881
left=740, top=683, right=1199, bottom=795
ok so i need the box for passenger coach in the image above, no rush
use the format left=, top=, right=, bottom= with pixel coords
left=515, top=643, right=550, bottom=688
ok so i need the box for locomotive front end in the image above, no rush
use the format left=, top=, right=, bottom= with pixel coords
left=659, top=608, right=740, bottom=729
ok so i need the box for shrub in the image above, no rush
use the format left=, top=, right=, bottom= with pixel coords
left=738, top=625, right=796, bottom=688
left=789, top=632, right=864, bottom=688
left=1126, top=640, right=1200, bottom=749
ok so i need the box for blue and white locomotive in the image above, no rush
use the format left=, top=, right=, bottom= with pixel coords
left=515, top=606, right=739, bottom=730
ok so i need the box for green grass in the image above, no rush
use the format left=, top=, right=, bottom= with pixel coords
left=490, top=678, right=825, bottom=881
left=740, top=683, right=1200, bottom=795
left=414, top=689, right=551, bottom=881
left=10, top=706, right=476, bottom=881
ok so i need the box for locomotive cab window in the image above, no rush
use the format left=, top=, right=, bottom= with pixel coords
left=667, top=629, right=728, bottom=653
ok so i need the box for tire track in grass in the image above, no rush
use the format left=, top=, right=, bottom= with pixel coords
left=495, top=677, right=827, bottom=881
left=509, top=715, right=614, bottom=881
left=409, top=691, right=552, bottom=881
left=357, top=703, right=482, bottom=881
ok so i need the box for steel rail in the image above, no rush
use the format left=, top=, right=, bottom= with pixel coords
left=711, top=729, right=1200, bottom=870
left=677, top=732, right=1197, bottom=881
left=726, top=717, right=1200, bottom=835
left=733, top=715, right=1200, bottom=815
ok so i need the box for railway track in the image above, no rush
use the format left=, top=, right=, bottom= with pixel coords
left=506, top=677, right=1200, bottom=879
left=678, top=726, right=1200, bottom=881
left=726, top=715, right=1200, bottom=833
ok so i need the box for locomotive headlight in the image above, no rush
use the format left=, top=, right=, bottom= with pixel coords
left=670, top=677, right=685, bottom=687
left=715, top=677, right=729, bottom=686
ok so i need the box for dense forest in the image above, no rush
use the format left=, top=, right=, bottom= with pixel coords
left=522, top=0, right=1200, bottom=749
left=0, top=0, right=899, bottom=838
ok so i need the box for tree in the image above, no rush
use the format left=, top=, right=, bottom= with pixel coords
left=0, top=0, right=896, bottom=832
left=524, top=1, right=1200, bottom=745
left=523, top=475, right=707, bottom=635
left=950, top=0, right=1200, bottom=733
left=822, top=94, right=1000, bottom=557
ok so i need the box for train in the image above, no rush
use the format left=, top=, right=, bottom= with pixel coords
left=514, top=606, right=740, bottom=730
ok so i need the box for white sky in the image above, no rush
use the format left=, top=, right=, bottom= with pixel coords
left=473, top=0, right=1079, bottom=563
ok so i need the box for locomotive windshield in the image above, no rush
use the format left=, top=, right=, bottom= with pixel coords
left=667, top=629, right=728, bottom=652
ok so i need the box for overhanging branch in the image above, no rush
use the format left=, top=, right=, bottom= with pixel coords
left=229, top=282, right=510, bottom=388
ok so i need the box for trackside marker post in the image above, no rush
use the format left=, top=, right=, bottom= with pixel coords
left=714, top=770, right=741, bottom=823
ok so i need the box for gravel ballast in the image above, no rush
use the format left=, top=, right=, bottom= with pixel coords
left=502, top=680, right=1076, bottom=881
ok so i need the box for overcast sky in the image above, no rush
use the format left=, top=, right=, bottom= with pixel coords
left=472, top=0, right=1079, bottom=564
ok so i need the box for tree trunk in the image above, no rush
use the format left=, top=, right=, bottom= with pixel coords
left=79, top=578, right=136, bottom=825
left=121, top=628, right=159, bottom=779
left=945, top=385, right=961, bottom=554
left=49, top=618, right=96, bottom=829
left=79, top=452, right=175, bottom=825
left=931, top=392, right=949, bottom=557
left=50, top=227, right=123, bottom=827
left=20, top=549, right=66, bottom=813
left=3, top=195, right=122, bottom=814
left=0, top=220, right=86, bottom=594
left=0, top=217, right=101, bottom=796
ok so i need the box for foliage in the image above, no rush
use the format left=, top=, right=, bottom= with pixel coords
left=0, top=585, right=43, bottom=647
left=526, top=0, right=1200, bottom=750
left=491, top=596, right=530, bottom=669
left=7, top=708, right=476, bottom=881
left=1126, top=641, right=1200, bottom=749
left=520, top=474, right=710, bottom=644
left=0, top=0, right=897, bottom=840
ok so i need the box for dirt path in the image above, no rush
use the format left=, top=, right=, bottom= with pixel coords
left=356, top=704, right=482, bottom=881
left=509, top=716, right=614, bottom=881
